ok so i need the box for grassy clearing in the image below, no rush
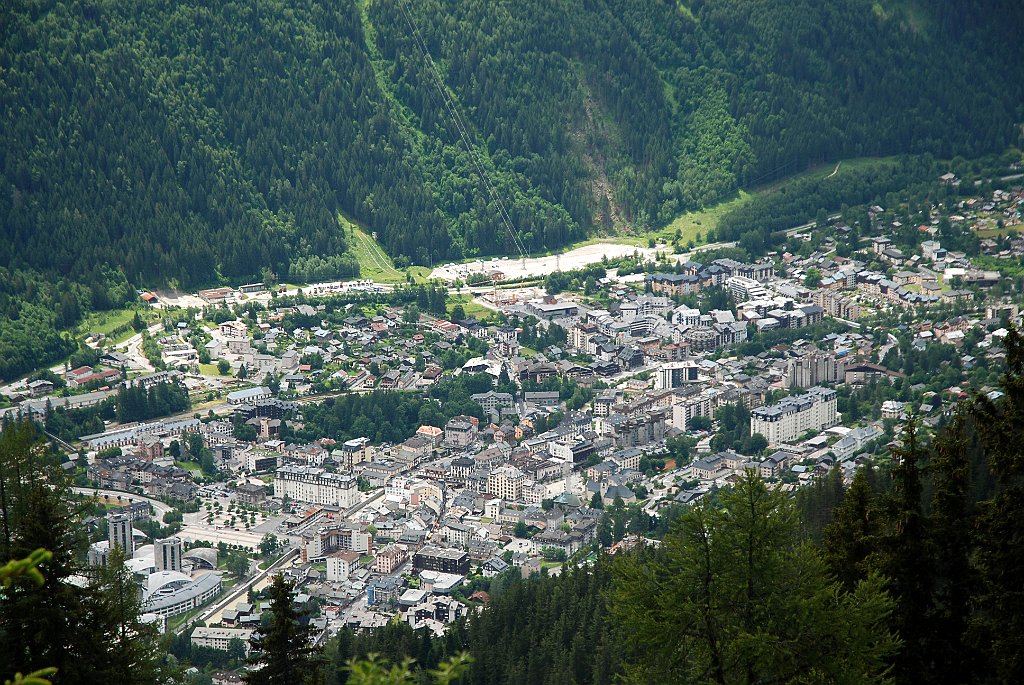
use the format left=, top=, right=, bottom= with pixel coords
left=446, top=294, right=494, bottom=320
left=660, top=190, right=753, bottom=245
left=198, top=362, right=224, bottom=376
left=976, top=224, right=1022, bottom=238
left=166, top=604, right=208, bottom=633
left=407, top=266, right=432, bottom=282
left=340, top=215, right=408, bottom=284
left=652, top=156, right=897, bottom=247
left=77, top=307, right=157, bottom=345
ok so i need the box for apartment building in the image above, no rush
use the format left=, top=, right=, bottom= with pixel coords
left=750, top=386, right=838, bottom=446
left=273, top=465, right=357, bottom=508
left=486, top=464, right=525, bottom=502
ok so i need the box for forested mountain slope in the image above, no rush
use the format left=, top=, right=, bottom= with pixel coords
left=1, top=0, right=1022, bottom=378
left=4, top=0, right=1019, bottom=278
left=4, top=0, right=1022, bottom=278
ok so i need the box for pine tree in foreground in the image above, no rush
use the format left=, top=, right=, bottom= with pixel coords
left=0, top=420, right=173, bottom=685
left=610, top=471, right=899, bottom=684
left=245, top=574, right=321, bottom=685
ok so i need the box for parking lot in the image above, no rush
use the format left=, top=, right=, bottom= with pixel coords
left=178, top=523, right=267, bottom=550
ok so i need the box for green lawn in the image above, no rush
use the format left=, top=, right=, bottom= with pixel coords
left=77, top=307, right=157, bottom=345
left=652, top=155, right=896, bottom=247
left=166, top=602, right=211, bottom=633
left=660, top=191, right=754, bottom=246
left=976, top=224, right=1022, bottom=238
left=342, top=215, right=410, bottom=284
left=198, top=362, right=224, bottom=376
left=175, top=460, right=203, bottom=476
left=408, top=266, right=432, bottom=283
left=446, top=294, right=494, bottom=320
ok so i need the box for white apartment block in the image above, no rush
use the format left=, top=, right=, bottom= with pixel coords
left=671, top=391, right=715, bottom=431
left=303, top=526, right=372, bottom=562
left=108, top=513, right=135, bottom=558
left=326, top=550, right=360, bottom=582
left=274, top=465, right=357, bottom=508
left=750, top=386, right=838, bottom=446
left=727, top=275, right=768, bottom=302
left=487, top=464, right=525, bottom=502
left=155, top=536, right=183, bottom=573
left=655, top=361, right=702, bottom=390
left=191, top=627, right=255, bottom=653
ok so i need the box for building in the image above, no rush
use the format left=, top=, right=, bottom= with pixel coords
left=108, top=513, right=135, bottom=558
left=787, top=350, right=847, bottom=389
left=302, top=524, right=372, bottom=562
left=334, top=437, right=372, bottom=470
left=274, top=465, right=358, bottom=508
left=234, top=483, right=267, bottom=507
left=486, top=465, right=525, bottom=502
left=524, top=391, right=561, bottom=409
left=374, top=545, right=409, bottom=574
left=646, top=273, right=703, bottom=297
left=191, top=627, right=255, bottom=654
left=326, top=550, right=360, bottom=582
left=88, top=540, right=110, bottom=567
left=471, top=391, right=515, bottom=421
left=749, top=387, right=838, bottom=446
left=670, top=387, right=715, bottom=431
left=412, top=546, right=470, bottom=575
left=727, top=275, right=768, bottom=302
left=226, top=387, right=272, bottom=405
left=245, top=449, right=279, bottom=474
left=444, top=418, right=478, bottom=448
left=155, top=536, right=183, bottom=573
left=655, top=361, right=701, bottom=390
left=143, top=572, right=222, bottom=618
left=844, top=363, right=902, bottom=385
left=367, top=576, right=404, bottom=608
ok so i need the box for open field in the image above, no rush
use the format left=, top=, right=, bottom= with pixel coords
left=198, top=362, right=226, bottom=377
left=77, top=307, right=158, bottom=345
left=653, top=156, right=896, bottom=246
left=446, top=294, right=495, bottom=320
left=342, top=215, right=409, bottom=283
left=975, top=224, right=1022, bottom=238
left=659, top=191, right=753, bottom=245
left=175, top=460, right=203, bottom=476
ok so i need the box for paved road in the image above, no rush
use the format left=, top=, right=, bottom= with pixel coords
left=70, top=486, right=173, bottom=518
left=174, top=546, right=300, bottom=635
left=878, top=333, right=899, bottom=364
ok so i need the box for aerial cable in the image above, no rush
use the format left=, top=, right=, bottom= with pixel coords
left=393, top=0, right=530, bottom=259
left=395, top=0, right=528, bottom=257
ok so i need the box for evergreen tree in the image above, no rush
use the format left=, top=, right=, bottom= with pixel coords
left=610, top=472, right=897, bottom=684
left=823, top=469, right=882, bottom=591
left=880, top=418, right=933, bottom=684
left=924, top=411, right=978, bottom=684
left=968, top=327, right=1024, bottom=681
left=246, top=574, right=321, bottom=685
left=0, top=421, right=171, bottom=684
left=84, top=547, right=172, bottom=684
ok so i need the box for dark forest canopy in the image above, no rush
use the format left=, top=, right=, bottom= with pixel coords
left=2, top=0, right=1022, bottom=281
